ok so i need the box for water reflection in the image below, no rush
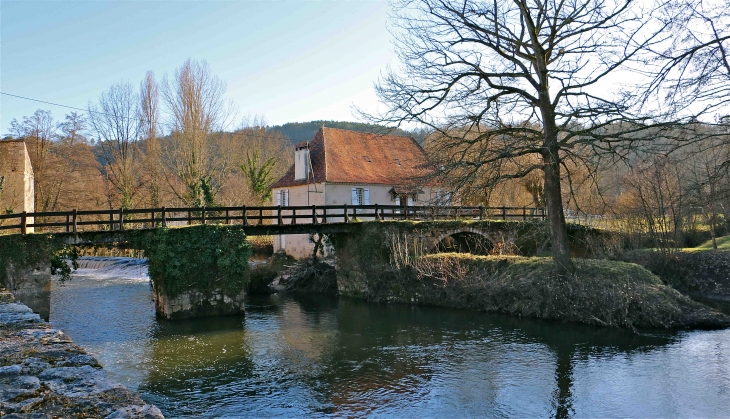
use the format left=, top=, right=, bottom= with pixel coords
left=51, top=275, right=730, bottom=418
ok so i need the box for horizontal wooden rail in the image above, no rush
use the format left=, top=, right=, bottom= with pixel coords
left=0, top=205, right=546, bottom=234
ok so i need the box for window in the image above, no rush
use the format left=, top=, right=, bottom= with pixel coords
left=277, top=189, right=289, bottom=206
left=351, top=188, right=370, bottom=206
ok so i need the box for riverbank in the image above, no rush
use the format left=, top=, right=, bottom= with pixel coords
left=333, top=253, right=730, bottom=330
left=0, top=289, right=163, bottom=418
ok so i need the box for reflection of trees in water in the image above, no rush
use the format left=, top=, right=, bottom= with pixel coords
left=136, top=294, right=681, bottom=418
left=137, top=315, right=253, bottom=416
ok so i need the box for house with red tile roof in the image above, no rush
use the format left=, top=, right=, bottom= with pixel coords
left=271, top=127, right=449, bottom=258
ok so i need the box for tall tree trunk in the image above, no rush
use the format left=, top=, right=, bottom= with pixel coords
left=541, top=111, right=574, bottom=274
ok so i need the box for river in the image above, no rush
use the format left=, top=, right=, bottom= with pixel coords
left=50, top=259, right=730, bottom=418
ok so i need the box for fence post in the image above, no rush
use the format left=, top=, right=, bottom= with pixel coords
left=312, top=205, right=318, bottom=224
left=202, top=206, right=207, bottom=225
left=66, top=214, right=70, bottom=233
left=278, top=206, right=283, bottom=225
left=119, top=208, right=125, bottom=231
left=259, top=208, right=263, bottom=225
left=523, top=207, right=527, bottom=221
left=109, top=212, right=114, bottom=230
left=72, top=209, right=77, bottom=234
left=21, top=211, right=27, bottom=235
left=375, top=204, right=381, bottom=221
left=151, top=210, right=155, bottom=228
left=225, top=210, right=230, bottom=225
left=344, top=204, right=349, bottom=223
left=323, top=208, right=327, bottom=224
left=187, top=210, right=192, bottom=225
left=479, top=205, right=484, bottom=220
left=502, top=206, right=506, bottom=220
left=291, top=208, right=297, bottom=225
left=243, top=206, right=248, bottom=226
left=161, top=206, right=167, bottom=228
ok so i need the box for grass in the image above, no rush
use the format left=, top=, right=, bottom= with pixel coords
left=691, top=235, right=730, bottom=251
left=400, top=253, right=730, bottom=330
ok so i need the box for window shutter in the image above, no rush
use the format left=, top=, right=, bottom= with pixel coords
left=395, top=196, right=401, bottom=206
left=364, top=189, right=370, bottom=205
left=352, top=188, right=358, bottom=205
left=284, top=190, right=289, bottom=206
left=276, top=190, right=281, bottom=206
left=407, top=197, right=414, bottom=206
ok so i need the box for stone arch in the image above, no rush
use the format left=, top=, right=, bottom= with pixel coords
left=431, top=228, right=495, bottom=255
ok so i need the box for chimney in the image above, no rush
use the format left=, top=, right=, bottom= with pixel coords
left=294, top=142, right=310, bottom=181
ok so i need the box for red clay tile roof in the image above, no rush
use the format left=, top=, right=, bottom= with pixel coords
left=271, top=127, right=432, bottom=188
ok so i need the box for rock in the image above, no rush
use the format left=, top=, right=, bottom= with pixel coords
left=0, top=288, right=164, bottom=418
left=105, top=404, right=165, bottom=419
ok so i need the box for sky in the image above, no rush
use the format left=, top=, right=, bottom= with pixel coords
left=0, top=0, right=396, bottom=136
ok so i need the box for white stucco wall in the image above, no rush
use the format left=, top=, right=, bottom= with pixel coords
left=271, top=182, right=446, bottom=259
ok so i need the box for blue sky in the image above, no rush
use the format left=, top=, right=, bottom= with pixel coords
left=0, top=0, right=395, bottom=135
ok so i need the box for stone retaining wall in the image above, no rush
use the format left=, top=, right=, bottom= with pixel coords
left=0, top=289, right=164, bottom=418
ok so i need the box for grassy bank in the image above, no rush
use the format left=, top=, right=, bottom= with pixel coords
left=362, top=254, right=730, bottom=330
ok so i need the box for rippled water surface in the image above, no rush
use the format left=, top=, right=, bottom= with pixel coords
left=51, top=269, right=730, bottom=418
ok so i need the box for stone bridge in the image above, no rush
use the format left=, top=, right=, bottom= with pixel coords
left=1, top=219, right=597, bottom=321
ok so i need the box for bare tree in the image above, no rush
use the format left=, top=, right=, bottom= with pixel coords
left=57, top=112, right=89, bottom=146
left=682, top=131, right=730, bottom=249
left=161, top=59, right=234, bottom=206
left=649, top=0, right=730, bottom=113
left=368, top=0, right=694, bottom=272
left=88, top=82, right=143, bottom=209
left=140, top=71, right=163, bottom=207
left=9, top=110, right=57, bottom=211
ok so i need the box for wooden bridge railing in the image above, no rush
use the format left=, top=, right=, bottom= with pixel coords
left=0, top=205, right=546, bottom=235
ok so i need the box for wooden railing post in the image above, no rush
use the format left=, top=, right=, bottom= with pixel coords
left=119, top=208, right=125, bottom=231
left=523, top=207, right=527, bottom=221
left=202, top=206, right=207, bottom=225
left=258, top=208, right=263, bottom=225
left=323, top=208, right=327, bottom=224
left=312, top=205, right=318, bottom=224
left=225, top=210, right=230, bottom=225
left=291, top=208, right=297, bottom=225
left=21, top=211, right=27, bottom=235
left=161, top=206, right=167, bottom=228
left=151, top=210, right=155, bottom=228
left=109, top=212, right=114, bottom=230
left=187, top=210, right=192, bottom=225
left=344, top=204, right=349, bottom=223
left=479, top=205, right=484, bottom=220
left=278, top=206, right=283, bottom=225
left=502, top=206, right=506, bottom=220
left=243, top=206, right=248, bottom=226
left=72, top=209, right=77, bottom=234
left=375, top=204, right=381, bottom=221
left=65, top=214, right=70, bottom=233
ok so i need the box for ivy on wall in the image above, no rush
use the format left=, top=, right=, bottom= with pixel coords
left=138, top=225, right=252, bottom=298
left=0, top=234, right=78, bottom=284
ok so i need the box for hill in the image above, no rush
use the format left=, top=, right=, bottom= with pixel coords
left=269, top=121, right=421, bottom=144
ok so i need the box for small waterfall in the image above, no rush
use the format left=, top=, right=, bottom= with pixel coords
left=73, top=257, right=149, bottom=280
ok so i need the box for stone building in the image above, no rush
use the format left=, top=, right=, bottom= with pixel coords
left=0, top=140, right=35, bottom=230
left=270, top=127, right=448, bottom=259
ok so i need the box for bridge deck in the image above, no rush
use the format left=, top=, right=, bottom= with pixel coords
left=0, top=204, right=546, bottom=237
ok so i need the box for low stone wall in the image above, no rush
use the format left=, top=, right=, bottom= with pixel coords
left=152, top=285, right=246, bottom=320
left=3, top=263, right=51, bottom=321
left=0, top=289, right=164, bottom=418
